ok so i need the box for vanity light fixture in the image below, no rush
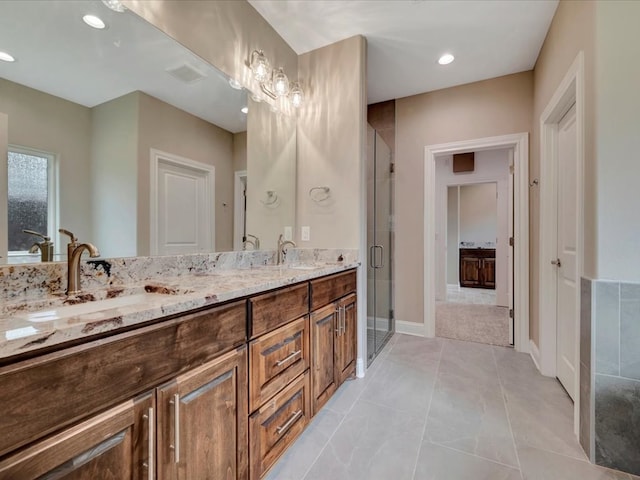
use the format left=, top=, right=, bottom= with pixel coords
left=83, top=14, right=106, bottom=29
left=229, top=78, right=243, bottom=90
left=250, top=49, right=304, bottom=107
left=241, top=106, right=248, bottom=114
left=438, top=53, right=455, bottom=65
left=101, top=0, right=126, bottom=13
left=0, top=51, right=15, bottom=62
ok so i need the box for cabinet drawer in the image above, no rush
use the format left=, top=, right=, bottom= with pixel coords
left=250, top=283, right=309, bottom=338
left=249, top=371, right=311, bottom=479
left=0, top=300, right=246, bottom=458
left=310, top=270, right=357, bottom=310
left=249, top=316, right=310, bottom=412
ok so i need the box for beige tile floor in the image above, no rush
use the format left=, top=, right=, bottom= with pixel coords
left=264, top=334, right=640, bottom=480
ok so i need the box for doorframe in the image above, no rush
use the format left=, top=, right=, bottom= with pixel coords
left=538, top=52, right=584, bottom=435
left=149, top=148, right=215, bottom=255
left=424, top=133, right=530, bottom=352
left=233, top=170, right=247, bottom=251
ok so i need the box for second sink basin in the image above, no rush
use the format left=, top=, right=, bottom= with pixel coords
left=17, top=293, right=165, bottom=322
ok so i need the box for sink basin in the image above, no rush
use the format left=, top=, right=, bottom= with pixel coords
left=17, top=293, right=164, bottom=322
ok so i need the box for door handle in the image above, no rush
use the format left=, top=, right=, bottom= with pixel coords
left=551, top=258, right=562, bottom=267
left=169, top=394, right=180, bottom=463
left=373, top=245, right=384, bottom=269
left=369, top=245, right=376, bottom=269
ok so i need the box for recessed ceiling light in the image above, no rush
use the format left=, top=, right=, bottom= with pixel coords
left=229, top=78, right=242, bottom=90
left=102, top=0, right=126, bottom=12
left=438, top=53, right=455, bottom=65
left=0, top=51, right=15, bottom=62
left=83, top=14, right=106, bottom=29
left=241, top=106, right=248, bottom=114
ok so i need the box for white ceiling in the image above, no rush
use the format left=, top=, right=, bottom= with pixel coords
left=0, top=0, right=248, bottom=133
left=248, top=0, right=559, bottom=104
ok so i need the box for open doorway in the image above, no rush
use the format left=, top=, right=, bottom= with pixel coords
left=437, top=179, right=512, bottom=346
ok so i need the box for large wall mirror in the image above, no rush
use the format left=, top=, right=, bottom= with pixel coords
left=0, top=0, right=297, bottom=264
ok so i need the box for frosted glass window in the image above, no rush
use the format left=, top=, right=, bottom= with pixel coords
left=8, top=151, right=50, bottom=252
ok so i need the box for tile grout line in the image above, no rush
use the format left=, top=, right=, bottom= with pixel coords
left=492, top=347, right=525, bottom=480
left=429, top=441, right=522, bottom=471
left=300, top=335, right=392, bottom=480
left=410, top=337, right=444, bottom=480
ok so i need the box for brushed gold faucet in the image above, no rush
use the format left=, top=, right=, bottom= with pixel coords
left=23, top=229, right=54, bottom=262
left=277, top=234, right=296, bottom=265
left=59, top=229, right=100, bottom=295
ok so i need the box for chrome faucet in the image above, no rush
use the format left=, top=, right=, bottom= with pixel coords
left=59, top=229, right=100, bottom=295
left=23, top=229, right=54, bottom=262
left=243, top=234, right=260, bottom=250
left=277, top=234, right=296, bottom=265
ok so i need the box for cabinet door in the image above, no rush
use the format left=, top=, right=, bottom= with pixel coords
left=336, top=293, right=357, bottom=386
left=481, top=258, right=496, bottom=288
left=310, top=303, right=337, bottom=415
left=157, top=346, right=248, bottom=480
left=0, top=392, right=154, bottom=480
left=459, top=256, right=481, bottom=287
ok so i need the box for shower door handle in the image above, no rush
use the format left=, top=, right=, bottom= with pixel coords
left=374, top=245, right=384, bottom=269
left=369, top=245, right=375, bottom=269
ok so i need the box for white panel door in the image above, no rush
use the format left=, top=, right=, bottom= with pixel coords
left=152, top=151, right=214, bottom=255
left=556, top=103, right=578, bottom=399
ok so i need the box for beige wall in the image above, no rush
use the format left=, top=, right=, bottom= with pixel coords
left=531, top=0, right=596, bottom=344
left=124, top=0, right=297, bottom=101
left=595, top=0, right=640, bottom=282
left=246, top=98, right=296, bottom=249
left=395, top=71, right=533, bottom=325
left=91, top=93, right=139, bottom=258
left=137, top=92, right=234, bottom=253
left=0, top=113, right=7, bottom=258
left=368, top=100, right=396, bottom=157
left=0, top=78, right=92, bottom=246
left=297, top=35, right=367, bottom=249
left=233, top=131, right=247, bottom=173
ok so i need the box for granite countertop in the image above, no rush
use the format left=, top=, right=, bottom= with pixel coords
left=0, top=262, right=358, bottom=360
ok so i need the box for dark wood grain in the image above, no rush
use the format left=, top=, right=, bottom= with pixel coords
left=310, top=270, right=356, bottom=311
left=0, top=300, right=246, bottom=457
left=336, top=293, right=357, bottom=385
left=310, top=303, right=337, bottom=415
left=250, top=283, right=309, bottom=338
left=249, top=372, right=310, bottom=480
left=0, top=397, right=138, bottom=480
left=157, top=346, right=248, bottom=480
left=249, top=316, right=310, bottom=413
left=459, top=248, right=496, bottom=289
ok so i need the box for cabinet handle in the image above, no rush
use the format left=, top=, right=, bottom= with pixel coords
left=276, top=409, right=303, bottom=435
left=340, top=306, right=345, bottom=335
left=169, top=394, right=180, bottom=463
left=142, top=407, right=154, bottom=479
left=335, top=307, right=341, bottom=334
left=275, top=349, right=302, bottom=367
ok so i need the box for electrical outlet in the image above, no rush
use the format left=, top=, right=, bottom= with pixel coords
left=284, top=226, right=292, bottom=241
left=301, top=226, right=310, bottom=241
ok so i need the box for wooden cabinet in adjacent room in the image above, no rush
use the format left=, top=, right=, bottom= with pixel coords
left=459, top=248, right=496, bottom=289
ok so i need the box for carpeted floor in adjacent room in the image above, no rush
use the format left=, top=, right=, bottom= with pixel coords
left=435, top=302, right=511, bottom=347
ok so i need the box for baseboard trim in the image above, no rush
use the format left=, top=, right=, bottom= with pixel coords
left=396, top=320, right=425, bottom=337
left=529, top=339, right=542, bottom=372
left=356, top=358, right=365, bottom=378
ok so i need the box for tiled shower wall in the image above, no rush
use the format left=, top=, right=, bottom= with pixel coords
left=580, top=278, right=640, bottom=476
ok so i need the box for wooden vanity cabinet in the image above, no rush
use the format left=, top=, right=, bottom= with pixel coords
left=0, top=391, right=155, bottom=480
left=459, top=248, right=496, bottom=289
left=157, top=347, right=248, bottom=480
left=310, top=271, right=357, bottom=414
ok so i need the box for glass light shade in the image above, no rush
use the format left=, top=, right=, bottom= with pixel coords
left=273, top=68, right=289, bottom=97
left=290, top=82, right=304, bottom=108
left=250, top=50, right=271, bottom=83
left=102, top=0, right=126, bottom=12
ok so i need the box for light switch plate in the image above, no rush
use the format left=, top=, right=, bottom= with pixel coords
left=301, top=226, right=310, bottom=241
left=284, top=226, right=292, bottom=241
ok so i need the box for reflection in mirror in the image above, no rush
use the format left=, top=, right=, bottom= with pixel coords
left=0, top=0, right=296, bottom=264
left=246, top=98, right=297, bottom=248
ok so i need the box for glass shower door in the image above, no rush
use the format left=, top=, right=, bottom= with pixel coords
left=367, top=126, right=394, bottom=365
